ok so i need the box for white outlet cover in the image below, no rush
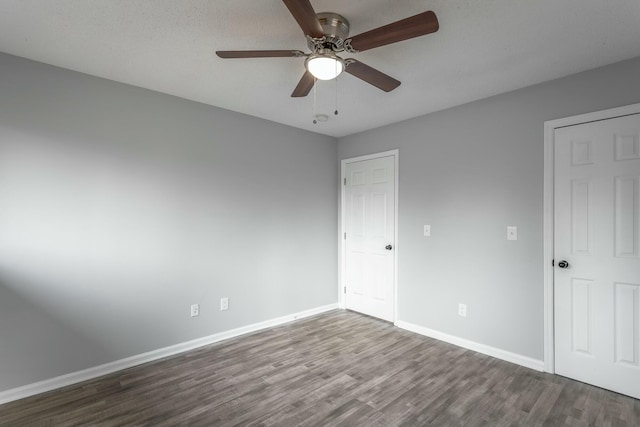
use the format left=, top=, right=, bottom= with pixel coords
left=507, top=226, right=518, bottom=241
left=220, top=297, right=229, bottom=311
left=458, top=303, right=467, bottom=317
left=424, top=225, right=431, bottom=237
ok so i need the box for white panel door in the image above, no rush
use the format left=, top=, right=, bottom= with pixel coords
left=554, top=113, right=640, bottom=399
left=344, top=155, right=395, bottom=321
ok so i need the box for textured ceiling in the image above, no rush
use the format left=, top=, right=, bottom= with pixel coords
left=1, top=0, right=640, bottom=137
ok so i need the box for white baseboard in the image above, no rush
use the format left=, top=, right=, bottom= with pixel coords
left=0, top=303, right=338, bottom=405
left=395, top=320, right=544, bottom=372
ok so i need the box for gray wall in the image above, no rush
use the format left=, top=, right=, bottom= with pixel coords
left=0, top=53, right=338, bottom=392
left=338, top=56, right=640, bottom=360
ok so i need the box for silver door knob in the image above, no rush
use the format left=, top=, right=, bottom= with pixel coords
left=557, top=260, right=569, bottom=269
left=385, top=245, right=393, bottom=250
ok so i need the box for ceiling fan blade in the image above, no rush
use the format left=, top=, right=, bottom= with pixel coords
left=291, top=71, right=315, bottom=97
left=345, top=60, right=400, bottom=92
left=282, top=0, right=324, bottom=38
left=216, top=50, right=304, bottom=59
left=347, top=11, right=439, bottom=52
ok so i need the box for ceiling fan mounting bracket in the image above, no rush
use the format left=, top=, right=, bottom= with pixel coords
left=343, top=39, right=358, bottom=54
left=306, top=35, right=328, bottom=52
left=344, top=58, right=356, bottom=68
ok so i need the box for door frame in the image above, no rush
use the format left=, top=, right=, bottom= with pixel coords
left=340, top=149, right=399, bottom=323
left=543, top=102, right=640, bottom=373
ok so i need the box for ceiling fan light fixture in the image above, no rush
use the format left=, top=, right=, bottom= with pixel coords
left=305, top=53, right=344, bottom=80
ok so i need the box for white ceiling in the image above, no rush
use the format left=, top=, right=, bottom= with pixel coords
left=1, top=1, right=640, bottom=138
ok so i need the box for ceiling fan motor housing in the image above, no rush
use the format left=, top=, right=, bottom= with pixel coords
left=307, top=12, right=350, bottom=51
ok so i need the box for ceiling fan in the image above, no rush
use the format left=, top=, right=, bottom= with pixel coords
left=216, top=0, right=439, bottom=97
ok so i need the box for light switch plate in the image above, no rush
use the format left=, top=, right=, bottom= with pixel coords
left=424, top=225, right=431, bottom=237
left=190, top=304, right=199, bottom=317
left=507, top=226, right=518, bottom=241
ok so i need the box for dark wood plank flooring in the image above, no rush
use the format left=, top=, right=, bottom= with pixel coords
left=1, top=309, right=638, bottom=426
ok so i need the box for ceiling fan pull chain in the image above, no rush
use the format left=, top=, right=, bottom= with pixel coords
left=335, top=68, right=339, bottom=116
left=313, top=77, right=318, bottom=124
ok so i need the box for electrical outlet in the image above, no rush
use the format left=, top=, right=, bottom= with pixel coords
left=190, top=303, right=199, bottom=317
left=458, top=303, right=467, bottom=317
left=220, top=297, right=229, bottom=311
left=507, top=226, right=518, bottom=241
left=424, top=225, right=431, bottom=237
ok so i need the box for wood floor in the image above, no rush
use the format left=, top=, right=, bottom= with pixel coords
left=1, top=309, right=638, bottom=426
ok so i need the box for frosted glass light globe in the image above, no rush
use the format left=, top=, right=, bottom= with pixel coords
left=306, top=54, right=344, bottom=80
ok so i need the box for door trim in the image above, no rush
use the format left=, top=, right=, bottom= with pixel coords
left=340, top=149, right=399, bottom=323
left=543, top=103, right=640, bottom=373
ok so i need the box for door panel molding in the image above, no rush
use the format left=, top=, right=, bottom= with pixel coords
left=543, top=103, right=640, bottom=373
left=340, top=150, right=398, bottom=323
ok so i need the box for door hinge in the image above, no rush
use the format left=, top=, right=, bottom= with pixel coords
left=552, top=259, right=554, bottom=267
left=343, top=286, right=346, bottom=293
left=344, top=178, right=346, bottom=185
left=344, top=232, right=346, bottom=240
